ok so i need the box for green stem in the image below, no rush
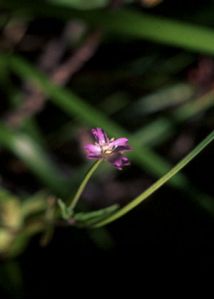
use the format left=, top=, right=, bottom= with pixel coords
left=68, top=159, right=103, bottom=212
left=93, top=130, right=214, bottom=227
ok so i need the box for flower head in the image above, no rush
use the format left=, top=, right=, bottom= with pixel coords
left=84, top=128, right=132, bottom=170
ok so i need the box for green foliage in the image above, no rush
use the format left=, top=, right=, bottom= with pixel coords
left=0, top=123, right=69, bottom=196
left=74, top=204, right=119, bottom=226
left=48, top=0, right=108, bottom=9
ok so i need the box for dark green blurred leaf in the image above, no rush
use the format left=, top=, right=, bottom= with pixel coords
left=48, top=0, right=108, bottom=9
left=0, top=123, right=69, bottom=196
left=3, top=2, right=214, bottom=54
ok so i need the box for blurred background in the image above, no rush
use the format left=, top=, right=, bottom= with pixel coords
left=0, top=0, right=214, bottom=297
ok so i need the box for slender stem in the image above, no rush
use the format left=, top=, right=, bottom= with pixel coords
left=93, top=130, right=214, bottom=227
left=68, top=159, right=103, bottom=212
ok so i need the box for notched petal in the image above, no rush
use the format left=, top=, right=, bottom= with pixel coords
left=84, top=144, right=101, bottom=159
left=108, top=154, right=130, bottom=170
left=91, top=128, right=109, bottom=145
left=109, top=137, right=132, bottom=152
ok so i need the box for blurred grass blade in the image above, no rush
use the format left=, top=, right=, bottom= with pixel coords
left=130, top=83, right=195, bottom=116
left=3, top=2, right=214, bottom=54
left=132, top=88, right=214, bottom=147
left=21, top=191, right=48, bottom=217
left=7, top=90, right=47, bottom=146
left=85, top=9, right=214, bottom=55
left=93, top=130, right=214, bottom=227
left=0, top=123, right=69, bottom=196
left=49, top=0, right=108, bottom=9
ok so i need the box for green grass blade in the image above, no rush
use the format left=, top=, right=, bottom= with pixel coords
left=132, top=88, right=214, bottom=147
left=3, top=2, right=214, bottom=54
left=48, top=0, right=108, bottom=9
left=84, top=9, right=214, bottom=55
left=130, top=83, right=194, bottom=116
left=93, top=130, right=214, bottom=227
left=0, top=123, right=69, bottom=196
left=74, top=204, right=119, bottom=226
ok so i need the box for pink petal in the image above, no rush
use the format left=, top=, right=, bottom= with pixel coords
left=91, top=128, right=109, bottom=145
left=108, top=154, right=130, bottom=170
left=84, top=144, right=101, bottom=159
left=109, top=138, right=131, bottom=152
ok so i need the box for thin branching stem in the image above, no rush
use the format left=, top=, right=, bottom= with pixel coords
left=68, top=159, right=103, bottom=212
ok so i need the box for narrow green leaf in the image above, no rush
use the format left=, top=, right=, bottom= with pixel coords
left=57, top=199, right=71, bottom=219
left=74, top=204, right=119, bottom=226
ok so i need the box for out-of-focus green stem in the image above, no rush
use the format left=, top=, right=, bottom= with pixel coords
left=68, top=159, right=103, bottom=212
left=0, top=123, right=68, bottom=196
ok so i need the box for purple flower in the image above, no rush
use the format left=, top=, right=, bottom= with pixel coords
left=84, top=128, right=132, bottom=170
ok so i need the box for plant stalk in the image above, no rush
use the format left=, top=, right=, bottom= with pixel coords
left=68, top=159, right=103, bottom=212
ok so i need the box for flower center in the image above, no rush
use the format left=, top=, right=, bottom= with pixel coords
left=100, top=143, right=114, bottom=157
left=102, top=144, right=112, bottom=152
